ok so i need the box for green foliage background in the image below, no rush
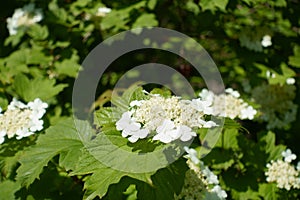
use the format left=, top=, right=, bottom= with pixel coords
left=0, top=0, right=300, bottom=199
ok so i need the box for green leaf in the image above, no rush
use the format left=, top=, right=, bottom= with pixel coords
left=150, top=88, right=172, bottom=97
left=202, top=148, right=235, bottom=170
left=186, top=0, right=200, bottom=15
left=16, top=119, right=90, bottom=187
left=13, top=74, right=68, bottom=102
left=5, top=49, right=29, bottom=68
left=0, top=180, right=21, bottom=200
left=111, top=84, right=146, bottom=112
left=231, top=187, right=260, bottom=200
left=82, top=127, right=172, bottom=175
left=136, top=158, right=188, bottom=200
left=26, top=49, right=52, bottom=66
left=132, top=14, right=158, bottom=28
left=258, top=131, right=285, bottom=162
left=4, top=31, right=25, bottom=47
left=49, top=0, right=68, bottom=24
left=101, top=1, right=146, bottom=32
left=222, top=128, right=239, bottom=150
left=258, top=183, right=279, bottom=199
left=288, top=45, right=300, bottom=68
left=27, top=24, right=49, bottom=40
left=71, top=149, right=154, bottom=200
left=54, top=53, right=81, bottom=78
left=199, top=0, right=229, bottom=12
left=94, top=107, right=121, bottom=128
left=147, top=0, right=157, bottom=10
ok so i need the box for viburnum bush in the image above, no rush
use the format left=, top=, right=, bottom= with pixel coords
left=0, top=0, right=300, bottom=199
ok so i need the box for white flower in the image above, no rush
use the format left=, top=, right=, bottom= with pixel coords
left=199, top=89, right=214, bottom=102
left=211, top=185, right=228, bottom=199
left=8, top=98, right=27, bottom=110
left=266, top=70, right=276, bottom=78
left=116, top=112, right=139, bottom=132
left=199, top=119, right=218, bottom=128
left=0, top=98, right=47, bottom=142
left=202, top=88, right=257, bottom=120
left=28, top=98, right=48, bottom=118
left=127, top=128, right=149, bottom=143
left=6, top=3, right=43, bottom=35
left=202, top=167, right=219, bottom=185
left=225, top=88, right=240, bottom=98
left=0, top=130, right=6, bottom=144
left=178, top=125, right=196, bottom=142
left=184, top=146, right=200, bottom=164
left=116, top=112, right=149, bottom=143
left=266, top=159, right=300, bottom=190
left=96, top=7, right=112, bottom=17
left=29, top=118, right=44, bottom=132
left=282, top=149, right=297, bottom=163
left=297, top=162, right=300, bottom=171
left=153, top=119, right=179, bottom=143
left=240, top=106, right=257, bottom=120
left=191, top=98, right=213, bottom=115
left=16, top=128, right=34, bottom=140
left=261, top=35, right=272, bottom=47
left=286, top=78, right=296, bottom=85
left=129, top=100, right=143, bottom=107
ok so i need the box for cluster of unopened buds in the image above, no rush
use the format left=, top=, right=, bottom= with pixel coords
left=0, top=98, right=48, bottom=144
left=265, top=149, right=300, bottom=190
left=116, top=88, right=257, bottom=144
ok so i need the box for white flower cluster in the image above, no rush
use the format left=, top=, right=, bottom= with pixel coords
left=200, top=88, right=257, bottom=120
left=175, top=147, right=227, bottom=199
left=0, top=98, right=48, bottom=144
left=265, top=149, right=300, bottom=190
left=96, top=7, right=112, bottom=17
left=261, top=35, right=272, bottom=47
left=252, top=84, right=297, bottom=129
left=6, top=3, right=43, bottom=36
left=116, top=93, right=217, bottom=143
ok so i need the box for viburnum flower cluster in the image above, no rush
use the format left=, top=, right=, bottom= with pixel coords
left=265, top=149, right=300, bottom=190
left=116, top=88, right=257, bottom=143
left=116, top=92, right=218, bottom=143
left=200, top=88, right=257, bottom=120
left=0, top=98, right=48, bottom=144
left=174, top=147, right=227, bottom=199
left=6, top=3, right=43, bottom=36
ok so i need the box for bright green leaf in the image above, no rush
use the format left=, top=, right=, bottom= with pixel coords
left=13, top=74, right=68, bottom=102
left=16, top=119, right=91, bottom=187
left=27, top=24, right=49, bottom=40
left=71, top=149, right=154, bottom=200
left=132, top=14, right=158, bottom=28
left=0, top=180, right=21, bottom=200
left=288, top=45, right=300, bottom=68
left=258, top=183, right=279, bottom=199
left=199, top=0, right=229, bottom=12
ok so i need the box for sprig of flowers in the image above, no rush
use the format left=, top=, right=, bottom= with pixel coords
left=175, top=147, right=227, bottom=199
left=200, top=88, right=257, bottom=120
left=116, top=88, right=257, bottom=144
left=0, top=98, right=48, bottom=144
left=265, top=149, right=300, bottom=190
left=116, top=92, right=218, bottom=143
left=6, top=3, right=43, bottom=36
